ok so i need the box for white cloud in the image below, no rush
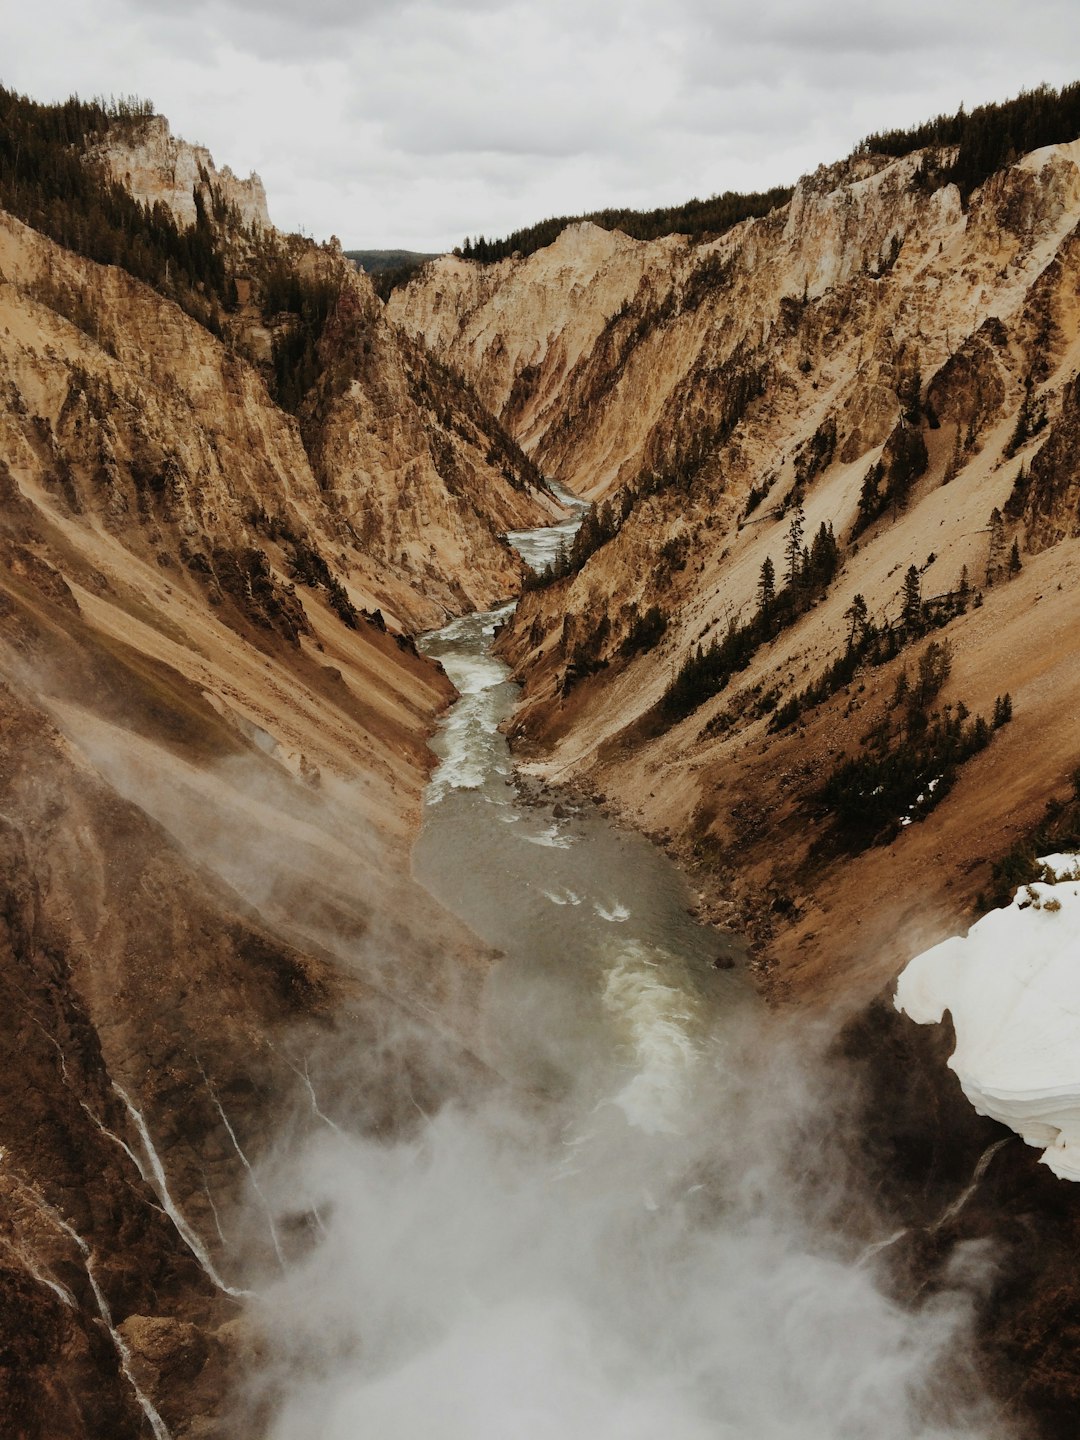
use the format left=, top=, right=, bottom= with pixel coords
left=4, top=0, right=1077, bottom=249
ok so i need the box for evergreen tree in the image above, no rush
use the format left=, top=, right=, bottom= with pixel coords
left=1005, top=461, right=1030, bottom=520
left=902, top=565, right=923, bottom=631
left=807, top=521, right=839, bottom=586
left=784, top=502, right=806, bottom=587
left=1004, top=376, right=1048, bottom=459
left=857, top=463, right=883, bottom=524
left=898, top=360, right=922, bottom=426
left=1008, top=538, right=1022, bottom=575
left=757, top=555, right=776, bottom=610
left=985, top=507, right=1006, bottom=584
left=844, top=593, right=870, bottom=647
left=944, top=426, right=964, bottom=484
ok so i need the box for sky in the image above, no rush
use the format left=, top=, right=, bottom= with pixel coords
left=5, top=0, right=1078, bottom=251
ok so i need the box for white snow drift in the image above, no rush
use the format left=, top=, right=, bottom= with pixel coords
left=895, top=854, right=1080, bottom=1180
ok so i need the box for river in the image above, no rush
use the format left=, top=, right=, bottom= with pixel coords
left=413, top=484, right=746, bottom=1115
left=262, top=490, right=1003, bottom=1440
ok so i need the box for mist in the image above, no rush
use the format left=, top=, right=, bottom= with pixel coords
left=249, top=997, right=1005, bottom=1440
left=20, top=616, right=1012, bottom=1439
left=233, top=591, right=1011, bottom=1439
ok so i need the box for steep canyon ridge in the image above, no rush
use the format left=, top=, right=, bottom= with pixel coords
left=2, top=86, right=1080, bottom=1437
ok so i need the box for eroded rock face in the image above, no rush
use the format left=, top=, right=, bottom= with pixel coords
left=0, top=144, right=519, bottom=1432
left=842, top=994, right=1080, bottom=1440
left=390, top=155, right=968, bottom=499
left=391, top=223, right=693, bottom=495
left=0, top=641, right=491, bottom=1436
left=92, top=113, right=271, bottom=232
left=1022, top=371, right=1080, bottom=552
left=401, top=140, right=1080, bottom=1010
left=0, top=207, right=556, bottom=637
left=74, top=111, right=562, bottom=632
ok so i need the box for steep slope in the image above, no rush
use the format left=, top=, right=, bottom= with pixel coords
left=92, top=110, right=272, bottom=232
left=390, top=221, right=690, bottom=493
left=99, top=109, right=563, bottom=621
left=400, top=136, right=1080, bottom=1007
left=0, top=113, right=544, bottom=1435
left=0, top=94, right=561, bottom=627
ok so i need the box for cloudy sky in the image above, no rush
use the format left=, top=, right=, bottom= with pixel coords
left=6, top=1, right=1078, bottom=250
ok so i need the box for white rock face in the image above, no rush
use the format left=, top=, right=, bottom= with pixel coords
left=895, top=855, right=1080, bottom=1179
left=94, top=115, right=270, bottom=231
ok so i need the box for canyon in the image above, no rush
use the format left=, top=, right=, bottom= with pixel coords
left=1, top=89, right=1080, bottom=1438
left=392, top=132, right=1080, bottom=1008
left=0, top=102, right=555, bottom=1437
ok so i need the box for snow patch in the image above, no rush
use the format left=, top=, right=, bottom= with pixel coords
left=895, top=855, right=1080, bottom=1179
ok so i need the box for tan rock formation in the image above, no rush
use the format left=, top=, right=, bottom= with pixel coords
left=8, top=86, right=1080, bottom=1438
left=92, top=113, right=271, bottom=232
left=400, top=140, right=1080, bottom=1008
left=391, top=221, right=690, bottom=495
left=0, top=185, right=524, bottom=1433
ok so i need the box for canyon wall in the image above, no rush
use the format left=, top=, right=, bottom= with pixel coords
left=396, top=139, right=1080, bottom=1008
left=6, top=90, right=1080, bottom=1436
left=0, top=113, right=554, bottom=1431
left=92, top=113, right=272, bottom=232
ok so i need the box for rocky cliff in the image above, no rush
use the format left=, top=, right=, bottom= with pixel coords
left=391, top=221, right=691, bottom=495
left=6, top=83, right=1080, bottom=1437
left=92, top=113, right=271, bottom=232
left=397, top=137, right=1080, bottom=1008
left=0, top=108, right=552, bottom=1435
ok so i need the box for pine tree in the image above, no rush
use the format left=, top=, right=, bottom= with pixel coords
left=808, top=521, right=839, bottom=587
left=856, top=462, right=884, bottom=529
left=757, top=555, right=776, bottom=610
left=944, top=425, right=963, bottom=484
left=901, top=565, right=923, bottom=631
left=784, top=502, right=805, bottom=587
left=844, top=593, right=870, bottom=646
left=985, top=507, right=1005, bottom=584
left=898, top=359, right=922, bottom=426
left=1008, top=538, right=1022, bottom=575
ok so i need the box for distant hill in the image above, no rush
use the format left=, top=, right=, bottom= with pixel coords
left=345, top=249, right=440, bottom=300
left=456, top=185, right=794, bottom=265
left=345, top=248, right=439, bottom=273
left=455, top=81, right=1080, bottom=266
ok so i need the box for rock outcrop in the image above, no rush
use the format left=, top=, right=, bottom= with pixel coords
left=92, top=113, right=271, bottom=232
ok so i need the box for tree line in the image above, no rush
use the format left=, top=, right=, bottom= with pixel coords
left=454, top=83, right=1080, bottom=270
left=812, top=635, right=1012, bottom=851
left=661, top=506, right=839, bottom=724
left=0, top=86, right=366, bottom=417
left=856, top=81, right=1080, bottom=201
left=0, top=86, right=231, bottom=333
left=457, top=185, right=794, bottom=265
